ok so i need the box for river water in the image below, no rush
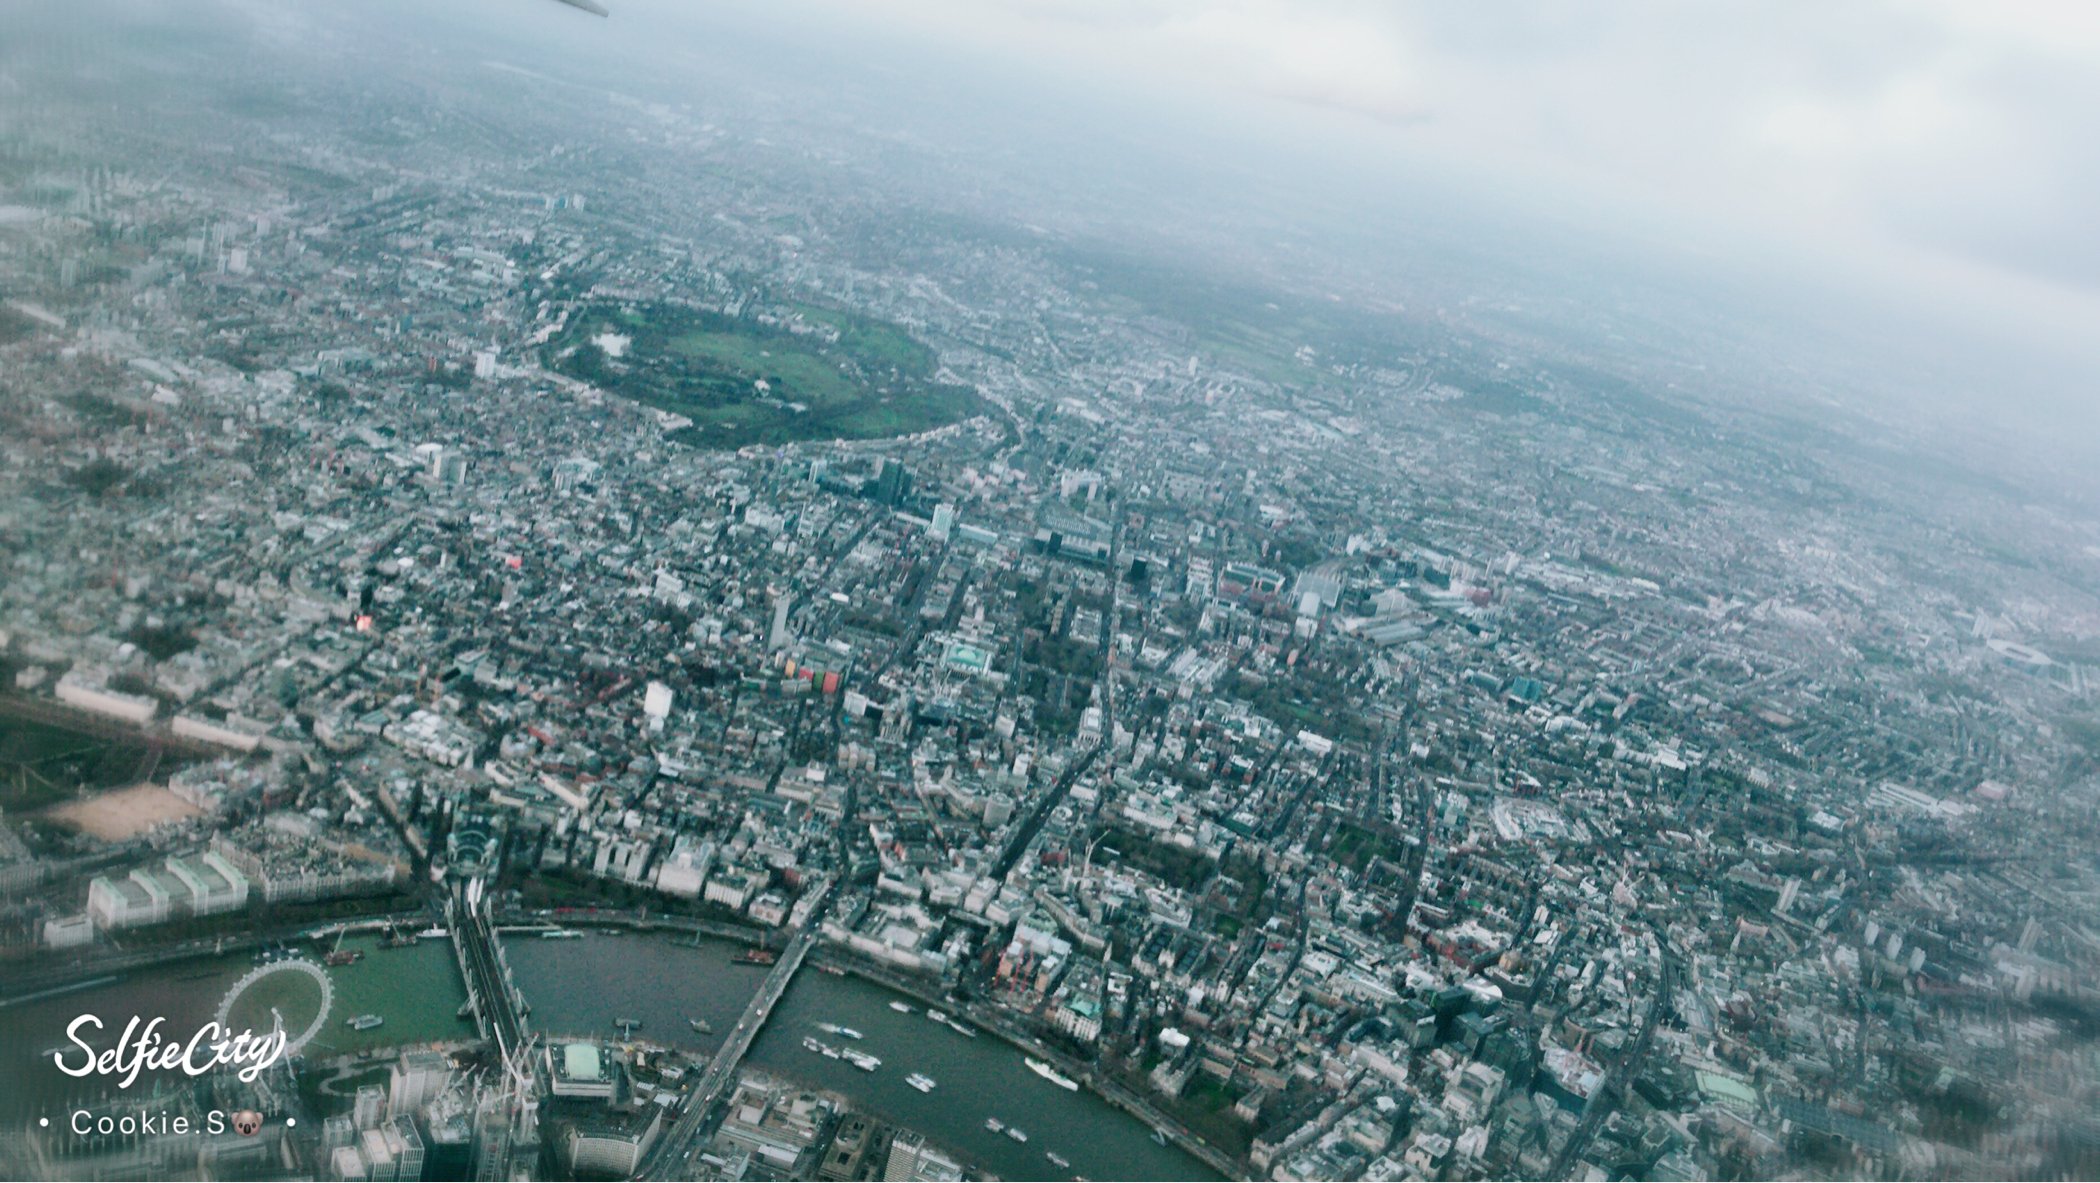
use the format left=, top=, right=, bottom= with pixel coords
left=1, top=928, right=1216, bottom=1180
left=0, top=933, right=473, bottom=1119
left=505, top=930, right=1216, bottom=1181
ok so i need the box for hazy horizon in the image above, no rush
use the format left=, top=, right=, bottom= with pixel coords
left=11, top=0, right=2096, bottom=482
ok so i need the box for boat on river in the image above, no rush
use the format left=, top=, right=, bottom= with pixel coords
left=1026, top=1056, right=1080, bottom=1090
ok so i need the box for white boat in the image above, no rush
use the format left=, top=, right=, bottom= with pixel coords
left=926, top=1008, right=949, bottom=1024
left=1006, top=1126, right=1029, bottom=1143
left=816, top=1023, right=864, bottom=1040
left=415, top=927, right=448, bottom=940
left=906, top=1073, right=936, bottom=1093
left=889, top=1001, right=914, bottom=1014
left=540, top=928, right=583, bottom=939
left=945, top=1017, right=978, bottom=1038
left=985, top=1118, right=1005, bottom=1134
left=1047, top=1151, right=1071, bottom=1168
left=841, top=1049, right=881, bottom=1072
left=1026, top=1057, right=1080, bottom=1090
left=346, top=1014, right=384, bottom=1031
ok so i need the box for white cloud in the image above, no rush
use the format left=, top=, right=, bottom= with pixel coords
left=859, top=0, right=2100, bottom=340
left=1150, top=3, right=1423, bottom=123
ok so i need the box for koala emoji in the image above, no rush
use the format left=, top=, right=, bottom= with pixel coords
left=231, top=1110, right=264, bottom=1137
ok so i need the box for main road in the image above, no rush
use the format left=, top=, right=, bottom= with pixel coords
left=990, top=525, right=1119, bottom=880
left=1548, top=928, right=1676, bottom=1178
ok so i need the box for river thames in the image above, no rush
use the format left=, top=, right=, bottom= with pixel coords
left=504, top=929, right=1216, bottom=1181
left=2, top=927, right=1216, bottom=1180
left=0, top=932, right=474, bottom=1119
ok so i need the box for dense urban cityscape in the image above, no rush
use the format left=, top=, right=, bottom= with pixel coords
left=3, top=3, right=2099, bottom=1181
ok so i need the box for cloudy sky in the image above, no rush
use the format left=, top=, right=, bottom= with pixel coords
left=836, top=0, right=2100, bottom=357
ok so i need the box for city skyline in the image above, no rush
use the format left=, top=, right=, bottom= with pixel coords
left=1, top=3, right=2097, bottom=1182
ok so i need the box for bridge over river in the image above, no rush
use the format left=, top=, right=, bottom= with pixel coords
left=449, top=877, right=531, bottom=1062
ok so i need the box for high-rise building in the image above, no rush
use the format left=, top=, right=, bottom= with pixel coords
left=984, top=793, right=1015, bottom=828
left=644, top=681, right=674, bottom=725
left=874, top=458, right=912, bottom=507
left=883, top=1130, right=963, bottom=1182
left=354, top=1083, right=387, bottom=1131
left=471, top=1112, right=506, bottom=1182
left=389, top=1051, right=451, bottom=1119
left=391, top=1116, right=426, bottom=1182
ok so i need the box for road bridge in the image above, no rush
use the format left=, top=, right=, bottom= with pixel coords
left=640, top=918, right=823, bottom=1179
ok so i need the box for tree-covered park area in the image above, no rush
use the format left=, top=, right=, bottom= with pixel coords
left=547, top=298, right=986, bottom=448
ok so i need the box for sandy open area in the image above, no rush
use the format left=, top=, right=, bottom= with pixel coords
left=43, top=783, right=200, bottom=841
